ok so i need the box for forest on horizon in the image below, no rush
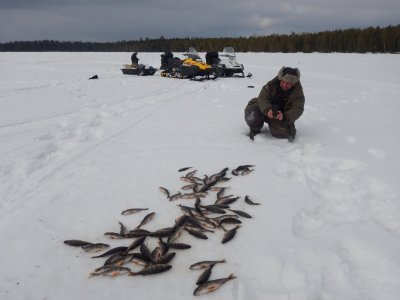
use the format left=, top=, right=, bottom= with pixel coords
left=1, top=24, right=399, bottom=53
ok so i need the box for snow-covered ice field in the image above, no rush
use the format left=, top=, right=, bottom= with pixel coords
left=0, top=52, right=399, bottom=300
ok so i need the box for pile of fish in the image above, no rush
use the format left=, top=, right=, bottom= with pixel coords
left=64, top=165, right=259, bottom=296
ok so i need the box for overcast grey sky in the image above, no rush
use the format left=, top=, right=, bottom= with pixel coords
left=0, top=0, right=399, bottom=43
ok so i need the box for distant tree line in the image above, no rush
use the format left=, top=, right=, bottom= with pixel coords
left=1, top=24, right=399, bottom=53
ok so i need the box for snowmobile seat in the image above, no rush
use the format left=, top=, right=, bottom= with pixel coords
left=206, top=51, right=221, bottom=66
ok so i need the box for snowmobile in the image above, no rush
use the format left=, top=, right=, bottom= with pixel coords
left=206, top=47, right=251, bottom=78
left=160, top=48, right=216, bottom=81
left=121, top=63, right=157, bottom=76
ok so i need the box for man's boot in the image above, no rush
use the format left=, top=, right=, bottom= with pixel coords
left=248, top=129, right=261, bottom=140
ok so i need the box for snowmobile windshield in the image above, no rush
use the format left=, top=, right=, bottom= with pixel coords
left=222, top=47, right=235, bottom=54
left=184, top=47, right=202, bottom=61
left=220, top=47, right=236, bottom=58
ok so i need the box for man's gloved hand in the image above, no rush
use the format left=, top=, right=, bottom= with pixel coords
left=267, top=109, right=284, bottom=121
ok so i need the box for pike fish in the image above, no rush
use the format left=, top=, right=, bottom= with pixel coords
left=121, top=208, right=149, bottom=215
left=89, top=267, right=131, bottom=278
left=193, top=274, right=236, bottom=296
left=157, top=238, right=170, bottom=255
left=194, top=197, right=203, bottom=212
left=198, top=180, right=218, bottom=193
left=182, top=183, right=198, bottom=190
left=232, top=164, right=255, bottom=176
left=218, top=177, right=231, bottom=182
left=177, top=204, right=197, bottom=215
left=139, top=243, right=154, bottom=263
left=124, top=236, right=146, bottom=254
left=178, top=166, right=192, bottom=172
left=169, top=192, right=182, bottom=201
left=163, top=241, right=192, bottom=250
left=215, top=196, right=239, bottom=206
left=64, top=240, right=93, bottom=247
left=229, top=209, right=252, bottom=218
left=209, top=186, right=230, bottom=192
left=185, top=170, right=197, bottom=177
left=236, top=164, right=255, bottom=171
left=208, top=168, right=228, bottom=182
left=95, top=255, right=133, bottom=271
left=219, top=217, right=242, bottom=225
left=216, top=187, right=227, bottom=198
left=151, top=246, right=163, bottom=262
left=175, top=214, right=189, bottom=227
left=202, top=205, right=226, bottom=214
left=167, top=224, right=185, bottom=243
left=126, top=228, right=151, bottom=238
left=181, top=192, right=207, bottom=199
left=241, top=169, right=254, bottom=175
left=130, top=255, right=148, bottom=266
left=129, top=264, right=172, bottom=276
left=232, top=169, right=242, bottom=176
left=184, top=227, right=208, bottom=240
left=167, top=230, right=181, bottom=243
left=149, top=227, right=175, bottom=238
left=136, top=212, right=156, bottom=228
left=185, top=224, right=214, bottom=233
left=189, top=259, right=226, bottom=270
left=103, top=252, right=127, bottom=266
left=159, top=187, right=170, bottom=198
left=104, top=232, right=126, bottom=239
left=92, top=246, right=128, bottom=258
left=213, top=203, right=231, bottom=209
left=187, top=215, right=208, bottom=230
left=156, top=252, right=176, bottom=264
left=180, top=176, right=197, bottom=183
left=119, top=221, right=128, bottom=236
left=196, top=265, right=214, bottom=286
left=221, top=225, right=240, bottom=244
left=82, top=243, right=110, bottom=253
left=244, top=195, right=261, bottom=205
left=213, top=214, right=239, bottom=221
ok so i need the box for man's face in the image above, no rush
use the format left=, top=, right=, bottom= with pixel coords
left=280, top=80, right=294, bottom=91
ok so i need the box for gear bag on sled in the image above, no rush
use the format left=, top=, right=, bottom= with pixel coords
left=160, top=47, right=217, bottom=81
left=121, top=64, right=157, bottom=76
left=121, top=53, right=156, bottom=76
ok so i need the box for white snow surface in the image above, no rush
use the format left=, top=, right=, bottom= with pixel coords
left=0, top=52, right=400, bottom=300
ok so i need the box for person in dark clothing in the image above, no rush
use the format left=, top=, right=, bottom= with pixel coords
left=131, top=52, right=139, bottom=65
left=244, top=66, right=305, bottom=141
left=160, top=52, right=174, bottom=70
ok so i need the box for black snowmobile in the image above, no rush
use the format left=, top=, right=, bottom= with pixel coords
left=160, top=48, right=216, bottom=81
left=206, top=47, right=252, bottom=78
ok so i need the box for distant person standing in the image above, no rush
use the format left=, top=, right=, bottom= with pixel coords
left=244, top=66, right=305, bottom=141
left=131, top=52, right=139, bottom=66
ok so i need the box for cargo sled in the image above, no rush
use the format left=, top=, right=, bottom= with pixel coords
left=160, top=48, right=216, bottom=81
left=121, top=63, right=157, bottom=76
left=206, top=47, right=251, bottom=78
